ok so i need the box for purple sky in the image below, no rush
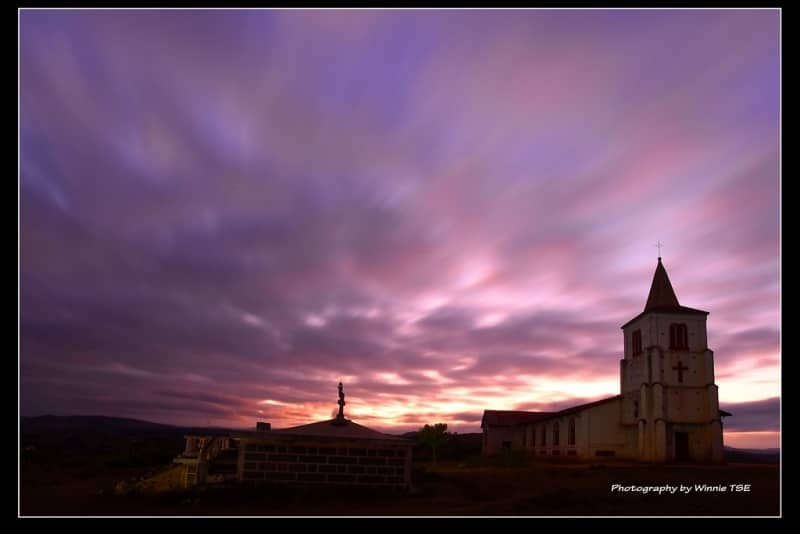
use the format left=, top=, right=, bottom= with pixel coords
left=20, top=9, right=780, bottom=448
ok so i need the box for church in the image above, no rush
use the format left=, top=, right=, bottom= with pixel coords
left=481, top=257, right=729, bottom=463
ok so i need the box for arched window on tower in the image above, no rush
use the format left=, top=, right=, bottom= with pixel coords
left=540, top=425, right=546, bottom=446
left=553, top=421, right=560, bottom=446
left=670, top=323, right=688, bottom=349
left=568, top=418, right=576, bottom=446
left=632, top=329, right=642, bottom=356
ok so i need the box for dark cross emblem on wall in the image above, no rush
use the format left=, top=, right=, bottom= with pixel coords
left=673, top=361, right=688, bottom=383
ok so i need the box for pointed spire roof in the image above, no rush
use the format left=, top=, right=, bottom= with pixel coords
left=620, top=257, right=708, bottom=329
left=644, top=257, right=680, bottom=311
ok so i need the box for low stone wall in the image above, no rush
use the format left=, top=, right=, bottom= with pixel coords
left=239, top=439, right=411, bottom=490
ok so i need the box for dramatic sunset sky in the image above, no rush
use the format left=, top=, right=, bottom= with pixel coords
left=20, top=9, right=780, bottom=448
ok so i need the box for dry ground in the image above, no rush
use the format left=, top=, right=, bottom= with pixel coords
left=21, top=459, right=779, bottom=516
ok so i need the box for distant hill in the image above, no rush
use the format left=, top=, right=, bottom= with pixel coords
left=729, top=447, right=780, bottom=455
left=20, top=415, right=191, bottom=472
left=21, top=415, right=176, bottom=433
left=724, top=446, right=779, bottom=464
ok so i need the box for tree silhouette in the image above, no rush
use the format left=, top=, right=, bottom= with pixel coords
left=418, top=423, right=449, bottom=464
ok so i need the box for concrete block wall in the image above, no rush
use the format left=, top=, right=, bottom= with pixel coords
left=239, top=441, right=411, bottom=490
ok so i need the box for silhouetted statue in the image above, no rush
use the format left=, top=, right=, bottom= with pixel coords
left=337, top=382, right=346, bottom=420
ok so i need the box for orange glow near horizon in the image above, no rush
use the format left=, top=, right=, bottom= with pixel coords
left=723, top=431, right=780, bottom=450
left=212, top=371, right=780, bottom=451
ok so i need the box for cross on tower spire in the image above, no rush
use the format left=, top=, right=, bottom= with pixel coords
left=654, top=240, right=663, bottom=259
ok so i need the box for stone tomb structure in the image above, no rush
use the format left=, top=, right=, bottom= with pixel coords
left=175, top=383, right=413, bottom=490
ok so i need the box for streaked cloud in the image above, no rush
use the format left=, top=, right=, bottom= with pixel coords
left=20, top=9, right=779, bottom=447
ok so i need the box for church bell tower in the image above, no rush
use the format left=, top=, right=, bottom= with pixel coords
left=619, top=257, right=724, bottom=462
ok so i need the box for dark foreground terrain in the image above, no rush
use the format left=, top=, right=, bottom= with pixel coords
left=21, top=416, right=779, bottom=516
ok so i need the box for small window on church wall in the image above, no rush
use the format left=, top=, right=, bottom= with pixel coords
left=540, top=426, right=546, bottom=446
left=553, top=422, right=560, bottom=446
left=568, top=418, right=576, bottom=445
left=670, top=324, right=688, bottom=349
left=632, top=329, right=642, bottom=356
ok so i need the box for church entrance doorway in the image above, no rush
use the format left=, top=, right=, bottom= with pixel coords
left=674, top=432, right=689, bottom=461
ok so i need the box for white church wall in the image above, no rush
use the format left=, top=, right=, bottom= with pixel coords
left=665, top=387, right=712, bottom=422
left=623, top=426, right=638, bottom=456
left=534, top=423, right=549, bottom=455
left=584, top=399, right=626, bottom=456
left=691, top=425, right=712, bottom=461
left=483, top=425, right=526, bottom=455
left=696, top=317, right=708, bottom=350
left=704, top=351, right=715, bottom=387
left=710, top=420, right=724, bottom=463
left=620, top=393, right=638, bottom=425
left=532, top=400, right=628, bottom=459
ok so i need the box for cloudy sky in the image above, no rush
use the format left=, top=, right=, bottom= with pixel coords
left=20, top=9, right=780, bottom=448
